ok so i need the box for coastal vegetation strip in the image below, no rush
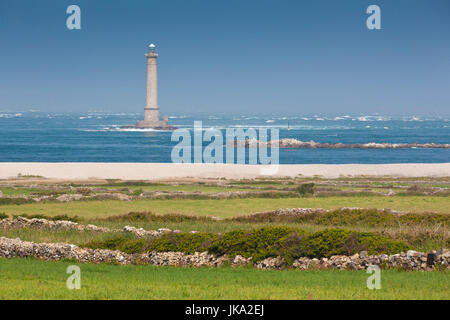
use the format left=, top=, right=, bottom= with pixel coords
left=0, top=196, right=448, bottom=218
left=1, top=234, right=448, bottom=271
left=0, top=214, right=448, bottom=261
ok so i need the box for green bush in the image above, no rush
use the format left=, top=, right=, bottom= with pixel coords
left=275, top=232, right=307, bottom=265
left=82, top=227, right=411, bottom=265
left=208, top=226, right=299, bottom=261
left=231, top=208, right=449, bottom=228
left=84, top=236, right=129, bottom=250
left=148, top=232, right=219, bottom=254
left=293, top=229, right=410, bottom=259
left=297, top=183, right=315, bottom=196
left=0, top=197, right=34, bottom=205
left=312, top=209, right=396, bottom=227
left=0, top=212, right=9, bottom=220
left=84, top=232, right=218, bottom=255
left=132, top=189, right=143, bottom=196
left=399, top=212, right=449, bottom=227
left=11, top=213, right=81, bottom=223
left=119, top=239, right=147, bottom=254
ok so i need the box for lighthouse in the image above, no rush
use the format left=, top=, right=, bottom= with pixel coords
left=135, top=44, right=174, bottom=129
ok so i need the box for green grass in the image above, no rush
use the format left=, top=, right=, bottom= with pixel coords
left=0, top=258, right=448, bottom=299
left=0, top=196, right=448, bottom=219
left=0, top=185, right=249, bottom=196
left=0, top=187, right=46, bottom=196
left=0, top=228, right=124, bottom=245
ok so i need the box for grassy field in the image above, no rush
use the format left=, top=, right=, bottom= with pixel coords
left=1, top=196, right=448, bottom=219
left=0, top=177, right=448, bottom=300
left=0, top=258, right=448, bottom=300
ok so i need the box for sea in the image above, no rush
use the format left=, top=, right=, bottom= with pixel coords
left=0, top=112, right=449, bottom=164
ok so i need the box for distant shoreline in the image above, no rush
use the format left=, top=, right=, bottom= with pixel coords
left=0, top=163, right=448, bottom=180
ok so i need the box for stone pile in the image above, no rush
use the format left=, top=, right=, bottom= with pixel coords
left=139, top=251, right=228, bottom=267
left=0, top=216, right=113, bottom=233
left=0, top=216, right=197, bottom=239
left=257, top=207, right=404, bottom=217
left=122, top=225, right=178, bottom=238
left=290, top=250, right=450, bottom=271
left=0, top=237, right=448, bottom=271
left=232, top=255, right=252, bottom=267
left=273, top=208, right=326, bottom=215
left=0, top=237, right=224, bottom=267
left=55, top=194, right=84, bottom=202
left=53, top=192, right=131, bottom=202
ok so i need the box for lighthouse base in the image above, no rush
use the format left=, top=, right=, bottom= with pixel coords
left=135, top=120, right=177, bottom=130
left=120, top=120, right=177, bottom=130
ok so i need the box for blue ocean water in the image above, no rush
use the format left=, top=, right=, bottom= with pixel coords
left=0, top=112, right=448, bottom=164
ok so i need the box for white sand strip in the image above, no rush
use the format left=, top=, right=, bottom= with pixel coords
left=0, top=163, right=448, bottom=180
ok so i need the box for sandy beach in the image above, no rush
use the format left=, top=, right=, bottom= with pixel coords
left=0, top=162, right=448, bottom=180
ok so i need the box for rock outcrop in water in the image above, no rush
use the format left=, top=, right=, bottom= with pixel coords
left=230, top=138, right=450, bottom=149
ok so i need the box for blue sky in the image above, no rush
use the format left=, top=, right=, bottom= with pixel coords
left=0, top=0, right=449, bottom=115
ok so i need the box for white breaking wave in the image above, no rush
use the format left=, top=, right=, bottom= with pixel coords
left=0, top=113, right=23, bottom=118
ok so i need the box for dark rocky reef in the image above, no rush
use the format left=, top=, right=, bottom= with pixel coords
left=230, top=138, right=450, bottom=149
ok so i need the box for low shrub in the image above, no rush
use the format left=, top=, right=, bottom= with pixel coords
left=208, top=226, right=300, bottom=261
left=76, top=187, right=92, bottom=195
left=0, top=213, right=9, bottom=220
left=293, top=229, right=410, bottom=259
left=311, top=208, right=396, bottom=227
left=104, top=211, right=215, bottom=223
left=84, top=232, right=218, bottom=255
left=84, top=236, right=132, bottom=251
left=275, top=232, right=307, bottom=265
left=147, top=232, right=219, bottom=254
left=398, top=212, right=449, bottom=227
left=131, top=189, right=143, bottom=196
left=297, top=183, right=315, bottom=196
left=29, top=190, right=68, bottom=196
left=11, top=213, right=81, bottom=222
left=82, top=227, right=411, bottom=264
left=0, top=197, right=34, bottom=205
left=230, top=208, right=450, bottom=228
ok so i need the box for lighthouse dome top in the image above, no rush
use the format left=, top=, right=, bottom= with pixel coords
left=149, top=43, right=156, bottom=48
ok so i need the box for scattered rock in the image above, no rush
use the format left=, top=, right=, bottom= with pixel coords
left=0, top=237, right=226, bottom=268
left=232, top=255, right=252, bottom=267
left=387, top=189, right=396, bottom=196
left=56, top=194, right=83, bottom=202
left=0, top=216, right=112, bottom=233
left=123, top=225, right=164, bottom=238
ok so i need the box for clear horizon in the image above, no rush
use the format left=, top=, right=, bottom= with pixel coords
left=1, top=0, right=449, bottom=116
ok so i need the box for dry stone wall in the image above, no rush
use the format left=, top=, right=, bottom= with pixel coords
left=0, top=216, right=186, bottom=238
left=0, top=237, right=448, bottom=271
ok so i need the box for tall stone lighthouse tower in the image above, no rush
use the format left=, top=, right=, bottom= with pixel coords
left=136, top=43, right=172, bottom=129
